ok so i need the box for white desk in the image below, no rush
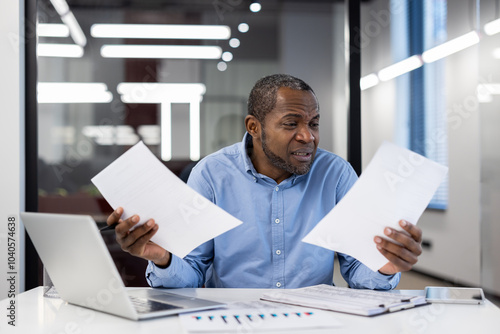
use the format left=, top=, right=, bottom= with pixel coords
left=1, top=287, right=499, bottom=333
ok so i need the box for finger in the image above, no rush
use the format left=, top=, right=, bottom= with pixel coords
left=115, top=214, right=141, bottom=238
left=376, top=246, right=414, bottom=272
left=106, top=207, right=124, bottom=226
left=399, top=220, right=423, bottom=243
left=383, top=227, right=422, bottom=256
left=119, top=219, right=156, bottom=250
left=375, top=236, right=419, bottom=265
left=127, top=223, right=160, bottom=256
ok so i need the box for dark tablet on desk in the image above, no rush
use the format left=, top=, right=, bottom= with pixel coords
left=425, top=287, right=485, bottom=305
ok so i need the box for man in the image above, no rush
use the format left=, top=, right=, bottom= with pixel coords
left=107, top=74, right=422, bottom=289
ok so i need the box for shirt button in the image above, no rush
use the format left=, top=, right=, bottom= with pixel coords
left=275, top=218, right=280, bottom=224
left=276, top=282, right=282, bottom=288
left=276, top=250, right=281, bottom=255
left=275, top=186, right=279, bottom=191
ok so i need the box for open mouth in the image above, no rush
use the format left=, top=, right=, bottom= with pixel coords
left=291, top=151, right=313, bottom=162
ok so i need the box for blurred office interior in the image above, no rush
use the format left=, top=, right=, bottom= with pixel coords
left=1, top=0, right=499, bottom=305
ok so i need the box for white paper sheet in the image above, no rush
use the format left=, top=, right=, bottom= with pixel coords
left=91, top=141, right=242, bottom=258
left=302, top=141, right=448, bottom=272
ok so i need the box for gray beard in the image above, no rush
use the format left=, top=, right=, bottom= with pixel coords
left=261, top=129, right=313, bottom=175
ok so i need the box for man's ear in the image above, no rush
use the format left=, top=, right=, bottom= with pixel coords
left=245, top=115, right=261, bottom=138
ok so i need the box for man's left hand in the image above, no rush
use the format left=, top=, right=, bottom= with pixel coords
left=375, top=220, right=422, bottom=275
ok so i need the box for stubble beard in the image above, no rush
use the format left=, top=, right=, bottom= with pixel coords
left=261, top=129, right=313, bottom=176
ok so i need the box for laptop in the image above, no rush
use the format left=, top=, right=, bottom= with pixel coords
left=21, top=212, right=226, bottom=320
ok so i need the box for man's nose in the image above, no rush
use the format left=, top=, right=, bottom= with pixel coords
left=295, top=125, right=315, bottom=143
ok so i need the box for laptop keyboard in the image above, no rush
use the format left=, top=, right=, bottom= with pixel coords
left=129, top=296, right=182, bottom=314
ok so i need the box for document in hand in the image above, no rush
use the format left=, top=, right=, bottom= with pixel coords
left=91, top=141, right=242, bottom=258
left=260, top=284, right=427, bottom=317
left=302, top=141, right=448, bottom=272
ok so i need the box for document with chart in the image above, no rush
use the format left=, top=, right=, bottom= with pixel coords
left=91, top=141, right=242, bottom=258
left=179, top=300, right=342, bottom=332
left=302, top=141, right=448, bottom=272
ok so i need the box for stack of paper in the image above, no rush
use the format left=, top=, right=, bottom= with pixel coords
left=261, top=284, right=427, bottom=317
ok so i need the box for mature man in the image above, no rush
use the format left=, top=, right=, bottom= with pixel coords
left=107, top=74, right=422, bottom=289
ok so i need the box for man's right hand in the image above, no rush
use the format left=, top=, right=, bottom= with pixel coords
left=106, top=207, right=172, bottom=268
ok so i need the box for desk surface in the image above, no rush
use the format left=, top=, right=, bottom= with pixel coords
left=1, top=287, right=499, bottom=333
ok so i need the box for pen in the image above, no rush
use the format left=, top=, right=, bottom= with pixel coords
left=99, top=223, right=118, bottom=232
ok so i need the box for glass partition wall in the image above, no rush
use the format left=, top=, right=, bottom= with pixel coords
left=34, top=0, right=350, bottom=286
left=360, top=0, right=500, bottom=297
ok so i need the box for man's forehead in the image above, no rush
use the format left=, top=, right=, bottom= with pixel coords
left=275, top=87, right=317, bottom=106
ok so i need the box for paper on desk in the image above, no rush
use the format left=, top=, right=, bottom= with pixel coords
left=179, top=301, right=342, bottom=332
left=91, top=141, right=242, bottom=258
left=302, top=141, right=448, bottom=272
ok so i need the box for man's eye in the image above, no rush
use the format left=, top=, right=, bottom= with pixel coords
left=310, top=123, right=319, bottom=128
left=284, top=123, right=297, bottom=127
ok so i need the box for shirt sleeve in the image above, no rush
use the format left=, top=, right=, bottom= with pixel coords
left=337, top=252, right=401, bottom=290
left=334, top=162, right=401, bottom=290
left=145, top=239, right=214, bottom=288
left=144, top=162, right=216, bottom=288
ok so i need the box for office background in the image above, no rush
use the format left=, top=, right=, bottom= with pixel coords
left=1, top=0, right=499, bottom=302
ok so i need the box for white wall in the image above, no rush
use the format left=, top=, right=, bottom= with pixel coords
left=361, top=0, right=482, bottom=286
left=0, top=1, right=25, bottom=299
left=479, top=1, right=500, bottom=296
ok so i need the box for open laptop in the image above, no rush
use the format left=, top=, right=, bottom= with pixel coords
left=21, top=212, right=226, bottom=320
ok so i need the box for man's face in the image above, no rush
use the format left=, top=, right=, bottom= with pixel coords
left=258, top=87, right=320, bottom=178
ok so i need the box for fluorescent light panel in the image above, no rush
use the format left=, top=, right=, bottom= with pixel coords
left=91, top=24, right=231, bottom=40
left=117, top=83, right=206, bottom=161
left=484, top=18, right=500, bottom=36
left=422, top=31, right=479, bottom=63
left=101, top=45, right=222, bottom=59
left=493, top=48, right=500, bottom=59
left=61, top=12, right=87, bottom=47
left=38, top=23, right=69, bottom=37
left=38, top=82, right=112, bottom=103
left=38, top=43, right=83, bottom=58
left=360, top=73, right=379, bottom=90
left=378, top=55, right=423, bottom=81
left=49, top=0, right=87, bottom=47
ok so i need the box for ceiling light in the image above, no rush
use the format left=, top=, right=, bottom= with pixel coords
left=37, top=43, right=84, bottom=58
left=378, top=55, right=423, bottom=81
left=49, top=0, right=87, bottom=46
left=217, top=62, right=227, bottom=71
left=493, top=48, right=500, bottom=59
left=91, top=24, right=231, bottom=40
left=484, top=18, right=500, bottom=36
left=360, top=73, right=379, bottom=90
left=238, top=23, right=249, bottom=33
left=250, top=2, right=262, bottom=13
left=422, top=31, right=480, bottom=63
left=101, top=45, right=222, bottom=59
left=222, top=51, right=233, bottom=62
left=117, top=83, right=206, bottom=161
left=38, top=82, right=113, bottom=103
left=37, top=23, right=69, bottom=37
left=229, top=38, right=240, bottom=48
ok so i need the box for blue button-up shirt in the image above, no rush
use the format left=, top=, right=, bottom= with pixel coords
left=146, top=133, right=400, bottom=290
